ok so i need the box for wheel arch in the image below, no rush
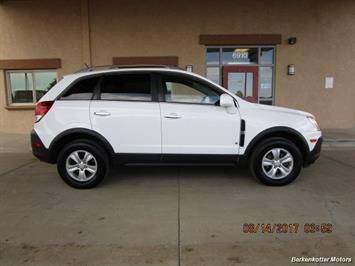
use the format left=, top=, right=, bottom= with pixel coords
left=244, top=127, right=309, bottom=161
left=49, top=128, right=115, bottom=163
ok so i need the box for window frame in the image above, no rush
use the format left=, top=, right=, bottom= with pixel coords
left=157, top=72, right=224, bottom=106
left=6, top=69, right=58, bottom=106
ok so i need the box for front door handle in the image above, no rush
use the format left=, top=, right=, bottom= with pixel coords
left=164, top=113, right=181, bottom=119
left=94, top=111, right=111, bottom=116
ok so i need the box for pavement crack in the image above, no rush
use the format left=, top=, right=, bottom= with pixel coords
left=321, top=154, right=355, bottom=169
left=0, top=160, right=36, bottom=177
left=324, top=199, right=337, bottom=226
left=177, top=166, right=181, bottom=266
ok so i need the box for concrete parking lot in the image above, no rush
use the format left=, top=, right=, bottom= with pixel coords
left=0, top=149, right=354, bottom=266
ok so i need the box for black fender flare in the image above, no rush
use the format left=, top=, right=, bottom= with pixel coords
left=49, top=128, right=115, bottom=160
left=243, top=126, right=309, bottom=158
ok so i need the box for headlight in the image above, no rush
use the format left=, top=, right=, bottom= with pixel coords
left=307, top=116, right=320, bottom=131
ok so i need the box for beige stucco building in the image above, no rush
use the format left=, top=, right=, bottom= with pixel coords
left=0, top=0, right=354, bottom=133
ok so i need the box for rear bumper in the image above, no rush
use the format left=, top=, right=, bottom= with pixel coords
left=31, top=130, right=55, bottom=163
left=304, top=137, right=322, bottom=166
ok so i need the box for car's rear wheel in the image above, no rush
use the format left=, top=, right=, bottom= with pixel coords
left=57, top=140, right=109, bottom=189
left=249, top=137, right=303, bottom=186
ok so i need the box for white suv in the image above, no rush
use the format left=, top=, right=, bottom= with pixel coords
left=31, top=65, right=322, bottom=189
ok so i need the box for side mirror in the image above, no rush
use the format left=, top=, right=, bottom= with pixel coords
left=220, top=93, right=235, bottom=108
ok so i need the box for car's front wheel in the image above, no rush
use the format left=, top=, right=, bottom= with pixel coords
left=249, top=137, right=303, bottom=186
left=57, top=140, right=109, bottom=189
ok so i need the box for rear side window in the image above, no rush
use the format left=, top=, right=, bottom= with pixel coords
left=100, top=74, right=151, bottom=101
left=61, top=76, right=100, bottom=100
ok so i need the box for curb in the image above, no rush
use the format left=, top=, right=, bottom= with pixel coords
left=323, top=139, right=355, bottom=149
left=0, top=146, right=32, bottom=153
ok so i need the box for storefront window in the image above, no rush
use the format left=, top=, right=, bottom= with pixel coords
left=206, top=67, right=220, bottom=85
left=7, top=70, right=57, bottom=104
left=205, top=46, right=275, bottom=105
left=260, top=48, right=274, bottom=65
left=259, top=67, right=273, bottom=105
left=206, top=48, right=220, bottom=65
left=222, top=48, right=258, bottom=65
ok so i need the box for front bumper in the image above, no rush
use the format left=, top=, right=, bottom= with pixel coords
left=31, top=130, right=55, bottom=163
left=304, top=137, right=323, bottom=166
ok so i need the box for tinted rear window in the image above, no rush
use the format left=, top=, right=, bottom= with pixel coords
left=100, top=74, right=151, bottom=101
left=61, top=77, right=100, bottom=100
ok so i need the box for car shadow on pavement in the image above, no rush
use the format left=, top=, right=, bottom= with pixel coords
left=102, top=164, right=253, bottom=187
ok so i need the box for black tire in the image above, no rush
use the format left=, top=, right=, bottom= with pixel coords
left=57, top=139, right=109, bottom=189
left=249, top=137, right=303, bottom=186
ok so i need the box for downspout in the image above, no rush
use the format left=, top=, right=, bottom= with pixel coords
left=81, top=0, right=92, bottom=67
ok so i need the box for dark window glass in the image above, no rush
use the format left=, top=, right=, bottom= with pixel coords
left=162, top=75, right=220, bottom=105
left=61, top=77, right=100, bottom=100
left=259, top=100, right=272, bottom=105
left=100, top=74, right=151, bottom=101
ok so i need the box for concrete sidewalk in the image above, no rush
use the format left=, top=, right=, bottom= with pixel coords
left=0, top=132, right=31, bottom=153
left=322, top=128, right=355, bottom=149
left=0, top=129, right=355, bottom=153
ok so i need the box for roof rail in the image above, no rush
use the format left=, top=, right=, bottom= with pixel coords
left=75, top=64, right=183, bottom=73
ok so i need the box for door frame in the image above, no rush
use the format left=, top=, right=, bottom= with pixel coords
left=223, top=66, right=259, bottom=103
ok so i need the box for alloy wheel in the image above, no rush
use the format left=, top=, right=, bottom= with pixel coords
left=261, top=148, right=294, bottom=179
left=65, top=150, right=98, bottom=182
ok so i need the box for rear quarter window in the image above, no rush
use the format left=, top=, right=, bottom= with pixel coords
left=60, top=76, right=100, bottom=100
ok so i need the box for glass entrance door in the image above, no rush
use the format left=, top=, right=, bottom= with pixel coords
left=223, top=66, right=258, bottom=103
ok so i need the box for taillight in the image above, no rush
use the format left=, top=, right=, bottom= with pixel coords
left=35, top=101, right=54, bottom=122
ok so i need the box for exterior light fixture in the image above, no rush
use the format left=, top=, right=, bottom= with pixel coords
left=288, top=64, right=295, bottom=75
left=186, top=65, right=193, bottom=72
left=288, top=37, right=297, bottom=45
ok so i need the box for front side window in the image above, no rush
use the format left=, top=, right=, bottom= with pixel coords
left=100, top=74, right=151, bottom=101
left=162, top=75, right=220, bottom=105
left=7, top=70, right=57, bottom=104
left=61, top=76, right=100, bottom=100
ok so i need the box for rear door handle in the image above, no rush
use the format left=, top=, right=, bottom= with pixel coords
left=94, top=111, right=111, bottom=116
left=164, top=113, right=181, bottom=119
